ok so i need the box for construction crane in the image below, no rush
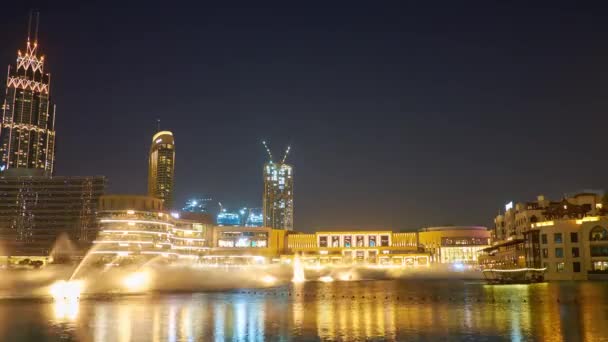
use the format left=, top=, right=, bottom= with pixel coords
left=262, top=140, right=291, bottom=164
left=281, top=145, right=291, bottom=164
left=262, top=140, right=273, bottom=163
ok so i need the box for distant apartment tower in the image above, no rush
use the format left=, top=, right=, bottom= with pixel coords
left=0, top=12, right=56, bottom=175
left=148, top=131, right=175, bottom=209
left=262, top=141, right=293, bottom=230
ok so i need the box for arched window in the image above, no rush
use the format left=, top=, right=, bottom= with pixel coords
left=530, top=216, right=538, bottom=223
left=589, top=226, right=608, bottom=241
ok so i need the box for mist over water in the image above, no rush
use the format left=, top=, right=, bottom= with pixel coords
left=0, top=261, right=482, bottom=298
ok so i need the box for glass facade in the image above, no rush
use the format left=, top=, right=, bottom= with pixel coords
left=216, top=211, right=241, bottom=226
left=0, top=176, right=105, bottom=256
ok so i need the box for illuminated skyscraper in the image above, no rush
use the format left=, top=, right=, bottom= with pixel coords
left=148, top=131, right=175, bottom=209
left=0, top=12, right=56, bottom=175
left=262, top=142, right=294, bottom=230
left=245, top=208, right=263, bottom=227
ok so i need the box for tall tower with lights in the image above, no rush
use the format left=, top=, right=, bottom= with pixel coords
left=0, top=12, right=56, bottom=175
left=262, top=141, right=294, bottom=230
left=148, top=130, right=175, bottom=209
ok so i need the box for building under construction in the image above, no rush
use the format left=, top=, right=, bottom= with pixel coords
left=262, top=141, right=294, bottom=230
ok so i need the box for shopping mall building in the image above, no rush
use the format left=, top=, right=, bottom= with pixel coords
left=91, top=198, right=491, bottom=268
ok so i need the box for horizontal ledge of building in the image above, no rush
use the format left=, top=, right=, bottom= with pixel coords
left=289, top=246, right=418, bottom=250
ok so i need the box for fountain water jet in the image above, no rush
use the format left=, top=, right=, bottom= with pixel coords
left=49, top=233, right=77, bottom=264
left=68, top=242, right=104, bottom=281
left=292, top=254, right=305, bottom=283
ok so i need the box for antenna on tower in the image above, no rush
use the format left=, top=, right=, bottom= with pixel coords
left=262, top=140, right=273, bottom=162
left=27, top=10, right=33, bottom=43
left=34, top=11, right=40, bottom=44
left=156, top=119, right=161, bottom=132
left=281, top=145, right=291, bottom=164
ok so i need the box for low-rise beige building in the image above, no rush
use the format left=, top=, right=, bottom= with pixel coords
left=285, top=230, right=428, bottom=267
left=525, top=216, right=608, bottom=280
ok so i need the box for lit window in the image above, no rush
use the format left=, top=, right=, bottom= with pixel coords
left=556, top=262, right=565, bottom=272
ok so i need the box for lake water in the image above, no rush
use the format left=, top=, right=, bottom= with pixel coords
left=0, top=279, right=607, bottom=341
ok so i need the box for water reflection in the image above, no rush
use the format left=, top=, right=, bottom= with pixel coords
left=0, top=281, right=607, bottom=341
left=53, top=300, right=79, bottom=321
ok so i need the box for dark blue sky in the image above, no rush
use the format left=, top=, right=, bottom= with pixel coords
left=2, top=1, right=608, bottom=231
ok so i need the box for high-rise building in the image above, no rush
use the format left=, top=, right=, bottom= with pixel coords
left=262, top=142, right=294, bottom=230
left=148, top=131, right=175, bottom=209
left=0, top=175, right=105, bottom=256
left=245, top=208, right=263, bottom=227
left=0, top=12, right=56, bottom=175
left=217, top=209, right=241, bottom=226
left=182, top=198, right=213, bottom=213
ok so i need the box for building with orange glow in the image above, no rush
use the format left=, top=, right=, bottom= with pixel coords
left=418, top=226, right=490, bottom=264
left=93, top=195, right=212, bottom=263
left=523, top=216, right=608, bottom=280
left=148, top=131, right=175, bottom=209
left=285, top=230, right=428, bottom=267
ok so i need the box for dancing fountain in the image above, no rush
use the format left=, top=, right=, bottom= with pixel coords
left=292, top=254, right=306, bottom=283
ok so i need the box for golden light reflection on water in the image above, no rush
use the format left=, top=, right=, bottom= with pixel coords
left=53, top=300, right=79, bottom=321
left=1, top=281, right=608, bottom=341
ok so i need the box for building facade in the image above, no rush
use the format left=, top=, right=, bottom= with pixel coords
left=93, top=195, right=211, bottom=263
left=0, top=175, right=105, bottom=256
left=418, top=226, right=490, bottom=264
left=494, top=192, right=602, bottom=241
left=263, top=162, right=294, bottom=230
left=286, top=231, right=427, bottom=267
left=481, top=191, right=607, bottom=280
left=148, top=131, right=175, bottom=209
left=523, top=216, right=608, bottom=280
left=0, top=13, right=56, bottom=175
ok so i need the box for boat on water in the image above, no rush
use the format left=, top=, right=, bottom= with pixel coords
left=482, top=268, right=547, bottom=284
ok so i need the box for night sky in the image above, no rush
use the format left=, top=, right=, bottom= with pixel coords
left=1, top=1, right=608, bottom=232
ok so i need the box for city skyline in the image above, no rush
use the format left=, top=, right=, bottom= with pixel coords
left=0, top=3, right=607, bottom=232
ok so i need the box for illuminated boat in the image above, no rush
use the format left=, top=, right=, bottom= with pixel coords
left=482, top=268, right=546, bottom=284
